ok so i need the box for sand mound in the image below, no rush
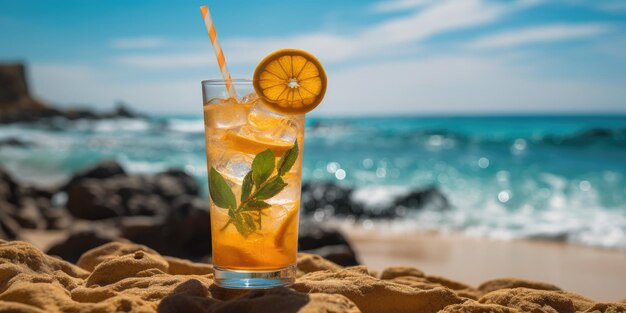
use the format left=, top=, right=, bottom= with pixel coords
left=1, top=240, right=625, bottom=313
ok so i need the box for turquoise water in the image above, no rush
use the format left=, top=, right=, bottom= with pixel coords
left=1, top=115, right=625, bottom=248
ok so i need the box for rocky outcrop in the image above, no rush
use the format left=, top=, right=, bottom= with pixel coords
left=0, top=63, right=142, bottom=124
left=2, top=240, right=626, bottom=313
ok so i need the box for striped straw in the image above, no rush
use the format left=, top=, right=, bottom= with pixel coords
left=200, top=5, right=237, bottom=99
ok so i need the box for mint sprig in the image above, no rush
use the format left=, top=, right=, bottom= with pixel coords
left=209, top=139, right=299, bottom=237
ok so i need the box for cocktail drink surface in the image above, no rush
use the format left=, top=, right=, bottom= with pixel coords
left=202, top=80, right=304, bottom=288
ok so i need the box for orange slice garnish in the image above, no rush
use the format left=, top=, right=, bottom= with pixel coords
left=253, top=49, right=327, bottom=115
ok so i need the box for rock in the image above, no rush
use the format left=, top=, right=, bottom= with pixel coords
left=108, top=102, right=140, bottom=119
left=301, top=182, right=365, bottom=217
left=298, top=223, right=359, bottom=266
left=392, top=186, right=449, bottom=211
left=0, top=63, right=47, bottom=124
left=301, top=244, right=359, bottom=267
left=478, top=278, right=562, bottom=294
left=63, top=160, right=126, bottom=191
left=292, top=266, right=465, bottom=313
left=380, top=266, right=425, bottom=280
left=66, top=179, right=124, bottom=220
left=12, top=199, right=45, bottom=229
left=439, top=302, right=522, bottom=312
left=77, top=241, right=162, bottom=272
left=164, top=256, right=213, bottom=275
left=121, top=197, right=212, bottom=260
left=296, top=253, right=342, bottom=276
left=301, top=182, right=450, bottom=219
left=0, top=166, right=21, bottom=205
left=424, top=275, right=482, bottom=300
left=478, top=288, right=598, bottom=313
left=186, top=287, right=361, bottom=313
left=154, top=169, right=200, bottom=200
left=47, top=229, right=118, bottom=264
left=1, top=240, right=625, bottom=313
left=0, top=137, right=32, bottom=148
left=0, top=204, right=21, bottom=240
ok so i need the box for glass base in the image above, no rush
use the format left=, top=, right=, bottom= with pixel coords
left=213, top=265, right=296, bottom=289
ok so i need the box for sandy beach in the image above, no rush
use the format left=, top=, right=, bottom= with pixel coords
left=345, top=229, right=626, bottom=301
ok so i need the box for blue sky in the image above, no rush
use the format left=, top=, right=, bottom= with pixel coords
left=1, top=0, right=625, bottom=115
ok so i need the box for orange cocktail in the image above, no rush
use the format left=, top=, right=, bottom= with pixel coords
left=203, top=88, right=304, bottom=271
left=201, top=48, right=326, bottom=288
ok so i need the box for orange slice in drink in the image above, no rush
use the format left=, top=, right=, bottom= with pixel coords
left=274, top=202, right=299, bottom=248
left=253, top=49, right=327, bottom=115
left=224, top=130, right=294, bottom=156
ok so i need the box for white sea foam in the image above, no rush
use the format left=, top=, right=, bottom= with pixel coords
left=167, top=119, right=204, bottom=133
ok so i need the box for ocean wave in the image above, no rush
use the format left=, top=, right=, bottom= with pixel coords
left=165, top=119, right=205, bottom=133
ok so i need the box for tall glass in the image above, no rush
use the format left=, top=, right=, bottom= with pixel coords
left=202, top=79, right=304, bottom=288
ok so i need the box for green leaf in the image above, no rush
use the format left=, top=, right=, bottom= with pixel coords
left=241, top=171, right=253, bottom=202
left=252, top=149, right=275, bottom=188
left=277, top=139, right=299, bottom=176
left=232, top=213, right=255, bottom=237
left=242, top=213, right=257, bottom=231
left=253, top=176, right=287, bottom=200
left=241, top=200, right=271, bottom=212
left=209, top=167, right=237, bottom=210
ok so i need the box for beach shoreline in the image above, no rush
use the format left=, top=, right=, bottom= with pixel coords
left=344, top=227, right=626, bottom=301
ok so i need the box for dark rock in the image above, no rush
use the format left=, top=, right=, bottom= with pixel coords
left=301, top=182, right=449, bottom=219
left=393, top=186, right=449, bottom=211
left=0, top=166, right=21, bottom=205
left=125, top=194, right=168, bottom=217
left=154, top=169, right=199, bottom=200
left=47, top=229, right=117, bottom=263
left=104, top=102, right=141, bottom=119
left=41, top=206, right=72, bottom=230
left=0, top=137, right=32, bottom=148
left=301, top=182, right=365, bottom=217
left=12, top=199, right=45, bottom=229
left=0, top=63, right=47, bottom=124
left=0, top=202, right=21, bottom=240
left=301, top=244, right=359, bottom=267
left=63, top=160, right=126, bottom=191
left=121, top=196, right=212, bottom=260
left=66, top=179, right=123, bottom=220
left=298, top=222, right=359, bottom=266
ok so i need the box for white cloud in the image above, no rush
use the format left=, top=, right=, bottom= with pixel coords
left=113, top=0, right=538, bottom=69
left=370, top=0, right=434, bottom=13
left=468, top=24, right=612, bottom=49
left=110, top=37, right=167, bottom=49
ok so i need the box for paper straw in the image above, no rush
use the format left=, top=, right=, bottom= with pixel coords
left=200, top=6, right=237, bottom=99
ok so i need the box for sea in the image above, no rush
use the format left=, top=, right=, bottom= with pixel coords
left=1, top=114, right=625, bottom=249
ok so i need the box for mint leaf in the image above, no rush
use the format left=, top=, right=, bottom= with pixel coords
left=241, top=171, right=253, bottom=202
left=241, top=200, right=271, bottom=211
left=277, top=139, right=299, bottom=176
left=209, top=167, right=237, bottom=211
left=253, top=176, right=287, bottom=200
left=232, top=213, right=254, bottom=237
left=252, top=149, right=275, bottom=188
left=242, top=213, right=257, bottom=232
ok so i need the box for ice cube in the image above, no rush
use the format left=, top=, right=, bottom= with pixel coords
left=248, top=101, right=284, bottom=130
left=204, top=103, right=248, bottom=129
left=272, top=119, right=299, bottom=143
left=241, top=92, right=259, bottom=104
left=215, top=152, right=253, bottom=184
left=266, top=174, right=301, bottom=206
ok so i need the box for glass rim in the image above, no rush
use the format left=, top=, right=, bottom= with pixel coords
left=202, top=78, right=252, bottom=85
